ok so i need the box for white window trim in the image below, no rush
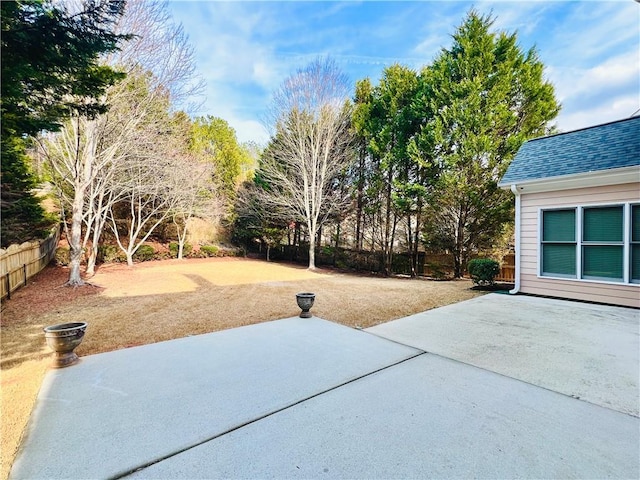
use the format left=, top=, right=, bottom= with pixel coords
left=631, top=203, right=640, bottom=284
left=538, top=207, right=577, bottom=278
left=538, top=202, right=639, bottom=286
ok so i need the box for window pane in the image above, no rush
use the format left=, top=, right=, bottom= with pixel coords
left=542, top=244, right=576, bottom=276
left=632, top=205, right=640, bottom=243
left=543, top=209, right=575, bottom=242
left=583, top=245, right=623, bottom=280
left=632, top=244, right=640, bottom=282
left=583, top=206, right=623, bottom=242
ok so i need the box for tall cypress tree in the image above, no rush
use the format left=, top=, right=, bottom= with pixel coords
left=420, top=11, right=560, bottom=277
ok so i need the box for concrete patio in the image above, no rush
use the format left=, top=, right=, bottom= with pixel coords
left=10, top=294, right=640, bottom=479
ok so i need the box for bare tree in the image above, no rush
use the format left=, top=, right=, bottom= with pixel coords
left=40, top=0, right=202, bottom=285
left=108, top=157, right=177, bottom=266
left=169, top=154, right=222, bottom=260
left=108, top=0, right=204, bottom=108
left=106, top=76, right=195, bottom=265
left=259, top=58, right=355, bottom=269
left=40, top=117, right=101, bottom=285
left=41, top=66, right=175, bottom=283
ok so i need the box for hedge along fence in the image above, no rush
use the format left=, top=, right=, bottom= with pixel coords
left=0, top=227, right=60, bottom=301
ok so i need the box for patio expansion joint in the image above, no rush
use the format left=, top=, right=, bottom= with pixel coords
left=432, top=352, right=640, bottom=419
left=379, top=338, right=640, bottom=420
left=109, top=350, right=427, bottom=480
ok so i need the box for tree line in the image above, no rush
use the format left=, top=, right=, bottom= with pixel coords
left=1, top=2, right=559, bottom=286
left=237, top=11, right=559, bottom=277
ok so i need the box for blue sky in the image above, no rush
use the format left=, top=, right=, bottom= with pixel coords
left=167, top=0, right=640, bottom=144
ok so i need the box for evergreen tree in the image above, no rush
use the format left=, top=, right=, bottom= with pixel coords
left=420, top=11, right=559, bottom=277
left=190, top=116, right=252, bottom=217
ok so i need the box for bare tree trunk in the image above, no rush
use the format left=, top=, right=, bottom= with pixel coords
left=412, top=204, right=422, bottom=277
left=294, top=222, right=300, bottom=261
left=382, top=165, right=394, bottom=276
left=308, top=235, right=316, bottom=270
left=333, top=220, right=340, bottom=266
left=66, top=118, right=98, bottom=286
left=174, top=217, right=188, bottom=260
left=355, top=147, right=365, bottom=251
left=86, top=247, right=97, bottom=276
left=316, top=225, right=322, bottom=252
left=67, top=183, right=86, bottom=286
left=86, top=200, right=111, bottom=275
left=453, top=207, right=466, bottom=278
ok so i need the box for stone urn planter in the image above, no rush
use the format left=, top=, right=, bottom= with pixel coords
left=43, top=322, right=87, bottom=368
left=296, top=292, right=316, bottom=318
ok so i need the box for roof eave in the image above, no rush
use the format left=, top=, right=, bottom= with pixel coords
left=498, top=165, right=640, bottom=194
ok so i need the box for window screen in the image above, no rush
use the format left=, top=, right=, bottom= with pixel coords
left=583, top=246, right=624, bottom=279
left=583, top=206, right=623, bottom=242
left=582, top=206, right=623, bottom=281
left=632, top=205, right=640, bottom=282
left=541, top=209, right=576, bottom=277
left=543, top=209, right=575, bottom=242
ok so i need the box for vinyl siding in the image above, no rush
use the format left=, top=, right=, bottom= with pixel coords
left=519, top=182, right=640, bottom=308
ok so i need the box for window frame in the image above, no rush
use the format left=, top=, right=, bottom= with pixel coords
left=581, top=205, right=625, bottom=282
left=631, top=204, right=640, bottom=284
left=539, top=208, right=577, bottom=278
left=538, top=202, right=639, bottom=286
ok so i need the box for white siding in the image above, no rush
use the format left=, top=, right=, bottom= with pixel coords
left=519, top=182, right=640, bottom=308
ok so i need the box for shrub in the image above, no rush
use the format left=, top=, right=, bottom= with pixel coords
left=200, top=245, right=219, bottom=257
left=468, top=258, right=500, bottom=286
left=133, top=244, right=156, bottom=262
left=98, top=245, right=126, bottom=263
left=169, top=241, right=192, bottom=258
left=54, top=247, right=70, bottom=266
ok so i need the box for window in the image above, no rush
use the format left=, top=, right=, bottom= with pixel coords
left=582, top=206, right=623, bottom=281
left=632, top=205, right=640, bottom=283
left=540, top=203, right=639, bottom=285
left=541, top=209, right=576, bottom=277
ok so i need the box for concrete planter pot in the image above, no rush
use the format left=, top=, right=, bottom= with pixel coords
left=296, top=292, right=316, bottom=318
left=43, top=322, right=87, bottom=368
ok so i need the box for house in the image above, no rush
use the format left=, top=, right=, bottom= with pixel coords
left=498, top=116, right=640, bottom=308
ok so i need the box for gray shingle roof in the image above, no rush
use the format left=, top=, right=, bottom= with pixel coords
left=499, top=116, right=640, bottom=185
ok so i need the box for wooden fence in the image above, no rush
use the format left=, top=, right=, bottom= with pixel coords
left=495, top=253, right=515, bottom=282
left=0, top=227, right=60, bottom=301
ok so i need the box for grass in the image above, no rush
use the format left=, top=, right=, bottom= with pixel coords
left=0, top=257, right=483, bottom=479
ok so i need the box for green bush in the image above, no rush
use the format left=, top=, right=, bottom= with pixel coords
left=169, top=241, right=192, bottom=258
left=200, top=245, right=219, bottom=257
left=54, top=247, right=70, bottom=266
left=133, top=244, right=155, bottom=262
left=468, top=258, right=500, bottom=286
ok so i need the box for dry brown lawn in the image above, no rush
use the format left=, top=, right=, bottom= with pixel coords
left=0, top=257, right=483, bottom=479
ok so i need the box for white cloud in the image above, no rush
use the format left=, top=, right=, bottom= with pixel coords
left=557, top=93, right=639, bottom=132
left=487, top=1, right=555, bottom=36
left=549, top=50, right=639, bottom=103
left=168, top=0, right=640, bottom=143
left=230, top=117, right=270, bottom=146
